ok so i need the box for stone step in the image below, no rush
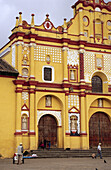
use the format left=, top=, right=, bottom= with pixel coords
left=30, top=148, right=111, bottom=158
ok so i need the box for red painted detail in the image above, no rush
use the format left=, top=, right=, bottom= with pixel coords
left=21, top=104, right=29, bottom=111
left=80, top=133, right=87, bottom=136
left=29, top=80, right=37, bottom=86
left=28, top=132, right=36, bottom=135
left=13, top=80, right=25, bottom=85
left=37, top=82, right=62, bottom=88
left=0, top=75, right=17, bottom=79
left=68, top=106, right=80, bottom=113
left=101, top=21, right=103, bottom=44
left=90, top=106, right=111, bottom=109
left=37, top=109, right=61, bottom=111
left=86, top=92, right=111, bottom=96
left=15, top=90, right=23, bottom=93
left=65, top=133, right=70, bottom=135
left=79, top=92, right=86, bottom=97
left=62, top=83, right=71, bottom=88
left=80, top=53, right=84, bottom=80
left=35, top=89, right=65, bottom=93
left=43, top=20, right=53, bottom=31
left=9, top=32, right=25, bottom=41
left=14, top=132, right=22, bottom=135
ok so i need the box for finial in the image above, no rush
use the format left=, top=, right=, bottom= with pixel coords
left=16, top=17, right=19, bottom=27
left=63, top=18, right=67, bottom=32
left=31, top=14, right=35, bottom=27
left=19, top=12, right=22, bottom=25
left=46, top=14, right=49, bottom=21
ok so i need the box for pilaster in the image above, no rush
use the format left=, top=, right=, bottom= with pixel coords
left=90, top=10, right=94, bottom=43
left=78, top=8, right=84, bottom=40
left=62, top=47, right=68, bottom=82
left=29, top=85, right=36, bottom=150
left=17, top=42, right=23, bottom=76
left=29, top=43, right=36, bottom=79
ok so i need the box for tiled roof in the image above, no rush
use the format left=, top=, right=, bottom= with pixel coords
left=0, top=58, right=19, bottom=77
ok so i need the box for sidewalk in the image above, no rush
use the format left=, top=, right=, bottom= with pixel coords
left=0, top=157, right=111, bottom=170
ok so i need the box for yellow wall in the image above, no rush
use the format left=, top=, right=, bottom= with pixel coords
left=0, top=77, right=16, bottom=158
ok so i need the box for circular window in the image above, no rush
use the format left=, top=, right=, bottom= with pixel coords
left=83, top=16, right=89, bottom=27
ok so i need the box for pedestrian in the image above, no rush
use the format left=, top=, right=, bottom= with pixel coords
left=17, top=143, right=23, bottom=164
left=95, top=143, right=102, bottom=159
left=48, top=141, right=51, bottom=150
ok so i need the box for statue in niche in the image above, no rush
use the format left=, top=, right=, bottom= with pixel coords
left=98, top=98, right=103, bottom=107
left=70, top=116, right=78, bottom=132
left=46, top=96, right=51, bottom=107
left=70, top=70, right=75, bottom=80
left=22, top=116, right=27, bottom=130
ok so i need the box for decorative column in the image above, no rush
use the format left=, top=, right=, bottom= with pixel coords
left=103, top=14, right=107, bottom=44
left=13, top=80, right=25, bottom=149
left=17, top=42, right=23, bottom=76
left=62, top=18, right=68, bottom=82
left=79, top=50, right=87, bottom=149
left=62, top=47, right=68, bottom=82
left=90, top=10, right=94, bottom=43
left=93, top=20, right=95, bottom=43
left=79, top=50, right=84, bottom=81
left=101, top=21, right=103, bottom=44
left=29, top=84, right=36, bottom=150
left=78, top=8, right=84, bottom=40
left=65, top=93, right=70, bottom=148
left=80, top=91, right=87, bottom=149
left=29, top=43, right=35, bottom=79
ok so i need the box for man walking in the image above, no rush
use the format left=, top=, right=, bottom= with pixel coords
left=17, top=143, right=23, bottom=164
left=95, top=143, right=102, bottom=159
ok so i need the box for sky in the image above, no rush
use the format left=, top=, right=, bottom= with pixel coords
left=0, top=0, right=110, bottom=49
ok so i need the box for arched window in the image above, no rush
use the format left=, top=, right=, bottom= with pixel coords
left=22, top=114, right=28, bottom=130
left=92, top=76, right=102, bottom=92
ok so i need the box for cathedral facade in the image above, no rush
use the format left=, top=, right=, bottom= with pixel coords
left=0, top=0, right=111, bottom=158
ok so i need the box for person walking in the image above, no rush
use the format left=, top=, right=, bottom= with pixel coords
left=17, top=143, right=23, bottom=164
left=95, top=143, right=102, bottom=159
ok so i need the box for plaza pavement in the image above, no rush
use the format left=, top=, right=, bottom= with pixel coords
left=0, top=157, right=111, bottom=170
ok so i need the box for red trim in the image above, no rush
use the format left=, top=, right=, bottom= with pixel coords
left=101, top=21, right=103, bottom=44
left=14, top=132, right=22, bottom=135
left=68, top=64, right=78, bottom=83
left=86, top=92, right=111, bottom=96
left=93, top=20, right=95, bottom=43
left=0, top=75, right=17, bottom=79
left=37, top=109, right=61, bottom=111
left=28, top=132, right=36, bottom=135
left=80, top=53, right=84, bottom=80
left=13, top=80, right=25, bottom=85
left=80, top=133, right=87, bottom=136
left=90, top=106, right=111, bottom=109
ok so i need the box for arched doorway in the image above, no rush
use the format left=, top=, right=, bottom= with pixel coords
left=89, top=112, right=111, bottom=147
left=38, top=114, right=57, bottom=148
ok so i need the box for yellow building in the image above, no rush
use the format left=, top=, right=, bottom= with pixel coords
left=0, top=0, right=111, bottom=158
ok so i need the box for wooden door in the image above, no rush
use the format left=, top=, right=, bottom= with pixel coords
left=89, top=112, right=111, bottom=147
left=38, top=114, right=57, bottom=148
